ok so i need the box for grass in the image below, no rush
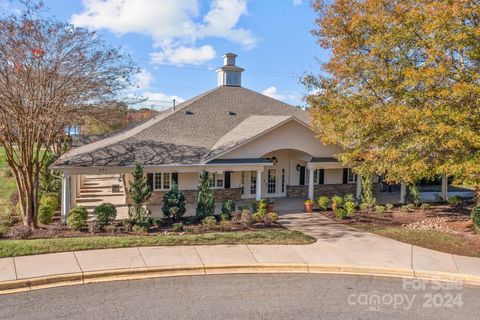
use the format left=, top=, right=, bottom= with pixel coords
left=0, top=229, right=315, bottom=258
left=353, top=224, right=480, bottom=258
left=0, top=147, right=16, bottom=212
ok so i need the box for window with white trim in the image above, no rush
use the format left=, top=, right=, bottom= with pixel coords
left=209, top=173, right=224, bottom=189
left=347, top=168, right=357, bottom=183
left=154, top=172, right=172, bottom=191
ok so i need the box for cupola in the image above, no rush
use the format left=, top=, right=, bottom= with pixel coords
left=216, top=53, right=244, bottom=87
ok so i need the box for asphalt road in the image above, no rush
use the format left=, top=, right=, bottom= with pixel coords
left=1, top=274, right=479, bottom=320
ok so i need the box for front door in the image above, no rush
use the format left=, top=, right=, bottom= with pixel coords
left=267, top=169, right=277, bottom=195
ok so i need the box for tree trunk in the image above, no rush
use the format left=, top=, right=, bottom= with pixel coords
left=17, top=170, right=40, bottom=229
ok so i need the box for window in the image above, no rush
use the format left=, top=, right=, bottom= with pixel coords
left=154, top=173, right=172, bottom=191
left=250, top=171, right=257, bottom=195
left=267, top=169, right=276, bottom=194
left=347, top=168, right=357, bottom=183
left=209, top=173, right=224, bottom=189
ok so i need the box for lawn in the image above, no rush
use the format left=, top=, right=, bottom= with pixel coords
left=0, top=229, right=315, bottom=258
left=352, top=223, right=480, bottom=258
left=0, top=147, right=16, bottom=213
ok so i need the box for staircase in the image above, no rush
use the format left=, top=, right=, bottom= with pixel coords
left=75, top=175, right=129, bottom=219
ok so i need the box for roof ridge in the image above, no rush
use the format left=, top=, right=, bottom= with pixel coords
left=53, top=87, right=225, bottom=165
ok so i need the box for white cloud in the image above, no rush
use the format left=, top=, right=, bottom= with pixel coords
left=150, top=45, right=216, bottom=65
left=71, top=0, right=257, bottom=65
left=292, top=0, right=302, bottom=6
left=262, top=86, right=286, bottom=100
left=135, top=69, right=153, bottom=90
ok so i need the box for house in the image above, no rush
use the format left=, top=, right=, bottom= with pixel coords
left=52, top=53, right=397, bottom=218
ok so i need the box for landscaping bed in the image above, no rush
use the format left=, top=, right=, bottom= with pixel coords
left=319, top=200, right=480, bottom=258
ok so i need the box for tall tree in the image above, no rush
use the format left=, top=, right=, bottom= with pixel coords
left=0, top=2, right=137, bottom=228
left=196, top=170, right=214, bottom=219
left=306, top=0, right=480, bottom=195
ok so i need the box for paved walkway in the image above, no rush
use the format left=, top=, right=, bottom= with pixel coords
left=1, top=213, right=480, bottom=293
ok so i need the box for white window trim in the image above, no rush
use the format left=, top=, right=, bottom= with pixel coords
left=154, top=172, right=172, bottom=191
left=347, top=168, right=358, bottom=184
left=210, top=173, right=225, bottom=189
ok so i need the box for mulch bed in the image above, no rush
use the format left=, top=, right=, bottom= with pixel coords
left=321, top=201, right=480, bottom=253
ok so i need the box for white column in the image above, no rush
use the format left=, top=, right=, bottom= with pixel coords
left=400, top=183, right=407, bottom=204
left=356, top=175, right=362, bottom=203
left=308, top=168, right=314, bottom=200
left=61, top=174, right=71, bottom=222
left=256, top=170, right=262, bottom=201
left=441, top=175, right=448, bottom=201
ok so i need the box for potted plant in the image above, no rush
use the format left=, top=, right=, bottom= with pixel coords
left=304, top=199, right=314, bottom=213
left=266, top=199, right=274, bottom=212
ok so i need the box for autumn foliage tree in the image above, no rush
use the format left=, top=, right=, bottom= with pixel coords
left=0, top=2, right=137, bottom=228
left=306, top=0, right=480, bottom=197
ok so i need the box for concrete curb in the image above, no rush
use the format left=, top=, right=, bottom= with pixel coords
left=1, top=263, right=480, bottom=295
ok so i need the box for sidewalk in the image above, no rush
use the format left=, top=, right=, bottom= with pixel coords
left=1, top=213, right=480, bottom=293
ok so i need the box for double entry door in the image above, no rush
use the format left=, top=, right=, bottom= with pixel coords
left=242, top=168, right=286, bottom=199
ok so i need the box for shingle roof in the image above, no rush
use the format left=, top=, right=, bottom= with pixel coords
left=310, top=157, right=339, bottom=163
left=52, top=86, right=309, bottom=168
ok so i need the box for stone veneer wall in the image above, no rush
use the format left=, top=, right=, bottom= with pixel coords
left=142, top=188, right=242, bottom=205
left=286, top=183, right=381, bottom=198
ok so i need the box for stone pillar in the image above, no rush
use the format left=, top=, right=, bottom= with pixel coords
left=400, top=183, right=407, bottom=204
left=441, top=175, right=448, bottom=201
left=308, top=169, right=314, bottom=200
left=61, top=174, right=71, bottom=223
left=356, top=175, right=362, bottom=203
left=256, top=170, right=262, bottom=201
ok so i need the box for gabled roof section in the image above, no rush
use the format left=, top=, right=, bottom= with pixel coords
left=52, top=86, right=309, bottom=168
left=203, top=115, right=292, bottom=161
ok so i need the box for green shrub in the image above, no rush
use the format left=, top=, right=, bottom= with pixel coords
left=0, top=207, right=13, bottom=226
left=267, top=212, right=279, bottom=223
left=335, top=208, right=347, bottom=219
left=67, top=207, right=88, bottom=231
left=420, top=203, right=431, bottom=210
left=359, top=203, right=369, bottom=211
left=132, top=224, right=148, bottom=233
left=196, top=170, right=214, bottom=219
left=39, top=205, right=55, bottom=225
left=257, top=199, right=268, bottom=214
left=400, top=204, right=415, bottom=212
left=153, top=218, right=163, bottom=227
left=93, top=203, right=117, bottom=230
left=447, top=195, right=463, bottom=207
left=331, top=195, right=343, bottom=212
left=220, top=213, right=230, bottom=221
left=250, top=200, right=259, bottom=213
left=0, top=224, right=10, bottom=238
left=221, top=199, right=236, bottom=219
left=344, top=201, right=356, bottom=216
left=471, top=206, right=480, bottom=233
left=162, top=182, right=186, bottom=222
left=407, top=184, right=421, bottom=206
left=252, top=211, right=264, bottom=223
left=343, top=194, right=355, bottom=203
left=172, top=222, right=184, bottom=232
left=317, top=196, right=329, bottom=211
left=374, top=205, right=385, bottom=215
left=40, top=193, right=60, bottom=210
left=385, top=203, right=394, bottom=210
left=202, top=216, right=217, bottom=228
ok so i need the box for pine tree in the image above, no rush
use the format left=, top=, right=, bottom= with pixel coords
left=162, top=182, right=186, bottom=222
left=128, top=164, right=151, bottom=221
left=196, top=170, right=214, bottom=219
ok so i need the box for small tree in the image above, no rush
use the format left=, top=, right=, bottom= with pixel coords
left=162, top=182, right=186, bottom=222
left=360, top=174, right=376, bottom=208
left=39, top=152, right=61, bottom=197
left=196, top=170, right=214, bottom=219
left=128, top=164, right=151, bottom=222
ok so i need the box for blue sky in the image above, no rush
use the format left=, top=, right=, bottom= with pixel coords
left=1, top=0, right=329, bottom=109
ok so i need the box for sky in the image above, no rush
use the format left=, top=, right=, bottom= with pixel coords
left=1, top=0, right=330, bottom=110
